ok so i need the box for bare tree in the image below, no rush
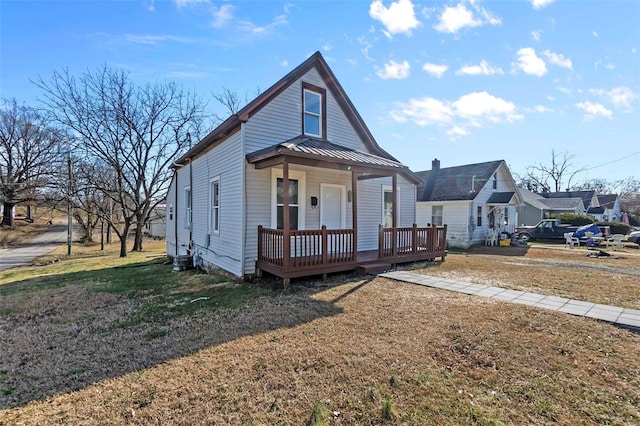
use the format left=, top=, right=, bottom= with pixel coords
left=35, top=66, right=205, bottom=256
left=519, top=150, right=584, bottom=193
left=210, top=86, right=260, bottom=124
left=0, top=99, right=65, bottom=226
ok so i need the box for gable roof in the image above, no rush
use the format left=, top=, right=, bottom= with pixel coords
left=597, top=194, right=619, bottom=208
left=541, top=190, right=596, bottom=208
left=174, top=51, right=395, bottom=166
left=540, top=197, right=584, bottom=210
left=415, top=160, right=505, bottom=202
left=519, top=188, right=548, bottom=209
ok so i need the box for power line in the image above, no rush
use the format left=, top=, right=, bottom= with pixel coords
left=581, top=151, right=640, bottom=172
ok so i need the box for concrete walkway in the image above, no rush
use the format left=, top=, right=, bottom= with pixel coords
left=0, top=224, right=69, bottom=272
left=380, top=270, right=640, bottom=330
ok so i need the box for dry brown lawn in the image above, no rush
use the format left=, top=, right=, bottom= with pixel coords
left=1, top=245, right=639, bottom=425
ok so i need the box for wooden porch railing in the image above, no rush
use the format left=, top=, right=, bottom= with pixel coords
left=378, top=224, right=447, bottom=259
left=258, top=225, right=356, bottom=270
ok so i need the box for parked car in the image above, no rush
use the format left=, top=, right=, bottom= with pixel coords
left=514, top=219, right=610, bottom=242
left=628, top=230, right=640, bottom=246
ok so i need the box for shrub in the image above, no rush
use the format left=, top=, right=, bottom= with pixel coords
left=549, top=213, right=594, bottom=226
left=597, top=222, right=631, bottom=235
left=308, top=402, right=330, bottom=426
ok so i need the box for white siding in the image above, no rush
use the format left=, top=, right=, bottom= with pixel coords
left=170, top=130, right=244, bottom=277
left=244, top=68, right=369, bottom=154
left=165, top=175, right=177, bottom=255
left=417, top=200, right=472, bottom=248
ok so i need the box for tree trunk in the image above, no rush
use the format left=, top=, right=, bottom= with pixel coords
left=118, top=223, right=131, bottom=258
left=1, top=202, right=15, bottom=226
left=132, top=223, right=144, bottom=251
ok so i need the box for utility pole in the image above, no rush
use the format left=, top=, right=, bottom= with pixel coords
left=67, top=151, right=72, bottom=255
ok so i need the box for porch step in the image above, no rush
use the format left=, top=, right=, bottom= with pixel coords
left=357, top=262, right=392, bottom=275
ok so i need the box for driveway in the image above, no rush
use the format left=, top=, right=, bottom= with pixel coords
left=0, top=224, right=69, bottom=272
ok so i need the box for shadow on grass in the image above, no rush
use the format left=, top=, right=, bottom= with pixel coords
left=0, top=258, right=354, bottom=410
left=464, top=245, right=530, bottom=257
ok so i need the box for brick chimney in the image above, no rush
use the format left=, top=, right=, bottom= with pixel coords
left=432, top=158, right=440, bottom=171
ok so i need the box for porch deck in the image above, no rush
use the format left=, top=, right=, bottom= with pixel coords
left=256, top=224, right=447, bottom=284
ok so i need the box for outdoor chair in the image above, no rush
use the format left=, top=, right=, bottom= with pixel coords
left=606, top=234, right=624, bottom=251
left=485, top=228, right=497, bottom=246
left=564, top=232, right=579, bottom=249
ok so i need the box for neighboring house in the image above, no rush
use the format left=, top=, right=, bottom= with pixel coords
left=517, top=188, right=586, bottom=225
left=144, top=204, right=166, bottom=239
left=541, top=190, right=599, bottom=211
left=590, top=194, right=621, bottom=222
left=165, top=52, right=446, bottom=284
left=415, top=159, right=522, bottom=248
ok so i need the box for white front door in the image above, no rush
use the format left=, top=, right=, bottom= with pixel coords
left=320, top=184, right=346, bottom=229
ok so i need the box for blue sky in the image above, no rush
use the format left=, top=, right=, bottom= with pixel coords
left=1, top=0, right=639, bottom=185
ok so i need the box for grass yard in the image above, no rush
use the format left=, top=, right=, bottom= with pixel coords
left=1, top=243, right=639, bottom=425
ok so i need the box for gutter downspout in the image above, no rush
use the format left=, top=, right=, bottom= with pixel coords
left=173, top=168, right=179, bottom=257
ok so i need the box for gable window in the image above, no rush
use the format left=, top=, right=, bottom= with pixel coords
left=184, top=187, right=192, bottom=229
left=493, top=173, right=498, bottom=189
left=168, top=204, right=173, bottom=221
left=210, top=178, right=220, bottom=234
left=432, top=205, right=443, bottom=226
left=271, top=169, right=306, bottom=230
left=477, top=206, right=482, bottom=227
left=383, top=189, right=393, bottom=228
left=302, top=82, right=326, bottom=138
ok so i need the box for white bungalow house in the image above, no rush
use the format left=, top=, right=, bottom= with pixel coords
left=415, top=159, right=522, bottom=248
left=589, top=194, right=621, bottom=222
left=165, top=52, right=447, bottom=284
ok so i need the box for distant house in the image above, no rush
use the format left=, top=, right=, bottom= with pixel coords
left=541, top=190, right=599, bottom=211
left=517, top=188, right=586, bottom=225
left=165, top=52, right=447, bottom=284
left=415, top=159, right=522, bottom=248
left=144, top=204, right=166, bottom=239
left=590, top=194, right=621, bottom=222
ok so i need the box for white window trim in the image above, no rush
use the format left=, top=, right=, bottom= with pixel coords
left=431, top=205, right=444, bottom=226
left=320, top=183, right=347, bottom=229
left=184, top=186, right=192, bottom=229
left=271, top=168, right=306, bottom=230
left=380, top=185, right=392, bottom=226
left=303, top=89, right=322, bottom=137
left=210, top=176, right=220, bottom=235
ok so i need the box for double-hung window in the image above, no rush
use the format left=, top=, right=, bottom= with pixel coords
left=476, top=206, right=482, bottom=227
left=210, top=178, right=220, bottom=234
left=272, top=169, right=306, bottom=230
left=185, top=187, right=192, bottom=228
left=432, top=205, right=443, bottom=226
left=302, top=82, right=326, bottom=138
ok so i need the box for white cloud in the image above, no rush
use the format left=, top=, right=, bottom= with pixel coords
left=446, top=126, right=470, bottom=137
left=369, top=0, right=420, bottom=37
left=531, top=29, right=542, bottom=41
left=542, top=50, right=572, bottom=70
left=531, top=0, right=555, bottom=9
left=593, top=31, right=599, bottom=37
left=377, top=60, right=410, bottom=79
left=511, top=47, right=547, bottom=77
left=174, top=0, right=209, bottom=8
left=456, top=60, right=504, bottom=76
left=422, top=63, right=448, bottom=78
left=238, top=13, right=288, bottom=35
left=453, top=92, right=521, bottom=122
left=434, top=2, right=501, bottom=34
left=279, top=60, right=289, bottom=67
left=606, top=63, right=615, bottom=70
left=390, top=91, right=522, bottom=137
left=390, top=97, right=453, bottom=126
left=322, top=43, right=333, bottom=51
left=575, top=101, right=612, bottom=119
left=211, top=4, right=234, bottom=28
left=525, top=105, right=553, bottom=113
left=590, top=87, right=636, bottom=109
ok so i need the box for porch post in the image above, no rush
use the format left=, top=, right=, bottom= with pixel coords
left=351, top=169, right=358, bottom=261
left=283, top=159, right=290, bottom=270
left=392, top=173, right=398, bottom=257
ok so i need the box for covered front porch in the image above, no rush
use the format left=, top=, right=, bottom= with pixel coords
left=247, top=136, right=447, bottom=286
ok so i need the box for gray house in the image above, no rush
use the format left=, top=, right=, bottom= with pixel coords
left=590, top=194, right=621, bottom=222
left=517, top=188, right=586, bottom=225
left=165, top=52, right=446, bottom=284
